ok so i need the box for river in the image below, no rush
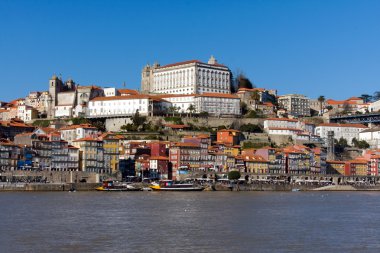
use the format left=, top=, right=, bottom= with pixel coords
left=1, top=191, right=380, bottom=253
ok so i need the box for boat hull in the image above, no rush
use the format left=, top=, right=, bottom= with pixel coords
left=150, top=187, right=204, bottom=191
left=96, top=187, right=141, bottom=191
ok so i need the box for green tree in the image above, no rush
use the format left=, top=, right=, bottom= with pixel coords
left=228, top=171, right=241, bottom=180
left=373, top=91, right=380, bottom=101
left=240, top=102, right=248, bottom=115
left=236, top=74, right=254, bottom=89
left=187, top=104, right=196, bottom=117
left=360, top=94, right=372, bottom=103
left=240, top=123, right=263, bottom=133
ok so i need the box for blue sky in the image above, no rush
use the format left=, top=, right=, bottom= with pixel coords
left=1, top=0, right=379, bottom=101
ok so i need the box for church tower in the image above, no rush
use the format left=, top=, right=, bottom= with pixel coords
left=48, top=74, right=62, bottom=107
left=141, top=62, right=160, bottom=94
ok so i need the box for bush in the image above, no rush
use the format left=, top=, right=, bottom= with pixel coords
left=32, top=120, right=50, bottom=127
left=71, top=117, right=89, bottom=125
left=164, top=116, right=184, bottom=125
left=228, top=171, right=241, bottom=180
left=240, top=123, right=263, bottom=133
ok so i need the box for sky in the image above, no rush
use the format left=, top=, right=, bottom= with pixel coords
left=1, top=0, right=380, bottom=102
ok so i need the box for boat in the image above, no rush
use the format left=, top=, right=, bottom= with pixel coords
left=96, top=180, right=141, bottom=191
left=149, top=180, right=204, bottom=191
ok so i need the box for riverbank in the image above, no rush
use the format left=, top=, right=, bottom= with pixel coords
left=0, top=182, right=101, bottom=191
left=2, top=182, right=380, bottom=191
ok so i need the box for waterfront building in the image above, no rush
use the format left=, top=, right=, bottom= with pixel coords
left=169, top=142, right=201, bottom=180
left=72, top=137, right=106, bottom=173
left=315, top=123, right=368, bottom=145
left=100, top=133, right=121, bottom=174
left=345, top=159, right=369, bottom=176
left=149, top=156, right=169, bottom=179
left=282, top=146, right=311, bottom=174
left=141, top=56, right=232, bottom=95
left=255, top=147, right=286, bottom=174
left=243, top=155, right=269, bottom=174
left=326, top=160, right=346, bottom=175
left=278, top=94, right=310, bottom=117
left=0, top=140, right=21, bottom=171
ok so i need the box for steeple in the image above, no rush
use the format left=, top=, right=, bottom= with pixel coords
left=208, top=55, right=217, bottom=65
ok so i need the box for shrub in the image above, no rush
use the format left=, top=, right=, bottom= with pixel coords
left=228, top=171, right=241, bottom=180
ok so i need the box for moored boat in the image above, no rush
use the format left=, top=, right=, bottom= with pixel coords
left=150, top=180, right=204, bottom=191
left=96, top=180, right=140, bottom=191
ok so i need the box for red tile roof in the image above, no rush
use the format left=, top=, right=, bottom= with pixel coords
left=317, top=123, right=367, bottom=128
left=266, top=118, right=298, bottom=122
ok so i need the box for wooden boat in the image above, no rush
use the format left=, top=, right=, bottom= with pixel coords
left=150, top=180, right=204, bottom=191
left=96, top=180, right=141, bottom=191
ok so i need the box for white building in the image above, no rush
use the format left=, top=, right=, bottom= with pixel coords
left=141, top=56, right=231, bottom=95
left=157, top=93, right=241, bottom=116
left=17, top=105, right=38, bottom=122
left=59, top=124, right=98, bottom=144
left=267, top=127, right=303, bottom=136
left=359, top=128, right=380, bottom=149
left=315, top=123, right=368, bottom=145
left=369, top=100, right=380, bottom=113
left=264, top=118, right=299, bottom=130
left=278, top=94, right=310, bottom=117
left=87, top=95, right=170, bottom=117
left=103, top=88, right=120, bottom=97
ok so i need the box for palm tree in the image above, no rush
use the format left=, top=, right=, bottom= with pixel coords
left=168, top=106, right=177, bottom=116
left=317, top=95, right=325, bottom=115
left=187, top=104, right=196, bottom=117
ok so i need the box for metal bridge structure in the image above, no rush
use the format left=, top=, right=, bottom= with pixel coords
left=329, top=113, right=380, bottom=124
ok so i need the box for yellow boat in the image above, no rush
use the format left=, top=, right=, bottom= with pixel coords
left=150, top=180, right=204, bottom=191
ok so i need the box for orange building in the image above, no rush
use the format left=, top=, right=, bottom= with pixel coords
left=217, top=129, right=240, bottom=146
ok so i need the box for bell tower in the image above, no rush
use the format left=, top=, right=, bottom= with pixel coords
left=49, top=74, right=61, bottom=107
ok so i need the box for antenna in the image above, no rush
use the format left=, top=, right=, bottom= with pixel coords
left=123, top=81, right=126, bottom=88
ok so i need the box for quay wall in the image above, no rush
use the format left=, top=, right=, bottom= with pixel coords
left=0, top=183, right=101, bottom=191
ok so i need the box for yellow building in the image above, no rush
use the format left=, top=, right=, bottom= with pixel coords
left=243, top=155, right=269, bottom=174
left=100, top=133, right=122, bottom=174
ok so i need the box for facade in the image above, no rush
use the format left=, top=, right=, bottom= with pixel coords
left=141, top=56, right=231, bottom=95
left=359, top=128, right=380, bottom=149
left=0, top=119, right=35, bottom=141
left=0, top=141, right=21, bottom=171
left=156, top=93, right=240, bottom=116
left=59, top=124, right=98, bottom=144
left=315, top=123, right=368, bottom=145
left=217, top=129, right=241, bottom=146
left=264, top=118, right=299, bottom=130
left=87, top=95, right=170, bottom=117
left=169, top=142, right=201, bottom=180
left=72, top=137, right=106, bottom=173
left=278, top=94, right=310, bottom=117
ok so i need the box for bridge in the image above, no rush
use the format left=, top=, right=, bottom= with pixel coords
left=329, top=112, right=380, bottom=124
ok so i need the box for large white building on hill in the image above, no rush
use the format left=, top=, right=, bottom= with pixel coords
left=141, top=56, right=232, bottom=95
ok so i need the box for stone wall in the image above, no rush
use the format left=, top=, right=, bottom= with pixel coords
left=105, top=117, right=132, bottom=131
